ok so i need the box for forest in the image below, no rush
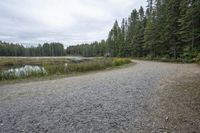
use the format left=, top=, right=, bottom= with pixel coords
left=67, top=0, right=200, bottom=61
left=0, top=0, right=200, bottom=62
left=0, top=42, right=64, bottom=56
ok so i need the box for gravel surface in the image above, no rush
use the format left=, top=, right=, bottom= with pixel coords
left=0, top=60, right=200, bottom=133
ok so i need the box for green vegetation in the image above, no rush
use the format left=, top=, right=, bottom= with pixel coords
left=67, top=58, right=131, bottom=72
left=0, top=57, right=132, bottom=81
left=112, top=58, right=132, bottom=66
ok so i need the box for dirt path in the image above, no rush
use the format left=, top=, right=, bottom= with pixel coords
left=0, top=60, right=200, bottom=133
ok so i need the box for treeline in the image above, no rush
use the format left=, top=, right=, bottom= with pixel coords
left=0, top=41, right=64, bottom=56
left=66, top=40, right=108, bottom=57
left=67, top=0, right=200, bottom=60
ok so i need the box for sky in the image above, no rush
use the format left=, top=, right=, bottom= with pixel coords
left=0, top=0, right=147, bottom=47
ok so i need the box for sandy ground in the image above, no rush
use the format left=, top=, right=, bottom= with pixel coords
left=0, top=60, right=200, bottom=133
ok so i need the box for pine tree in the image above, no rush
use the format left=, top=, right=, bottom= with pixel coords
left=153, top=0, right=168, bottom=57
left=144, top=2, right=156, bottom=58
left=179, top=0, right=200, bottom=56
left=126, top=9, right=139, bottom=56
left=107, top=20, right=121, bottom=56
left=120, top=18, right=126, bottom=57
left=164, top=0, right=182, bottom=58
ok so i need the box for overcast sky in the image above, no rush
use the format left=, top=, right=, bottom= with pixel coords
left=0, top=0, right=147, bottom=47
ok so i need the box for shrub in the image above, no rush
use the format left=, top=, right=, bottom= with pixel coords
left=112, top=58, right=132, bottom=66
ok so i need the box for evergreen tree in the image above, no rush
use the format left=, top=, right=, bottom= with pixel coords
left=164, top=0, right=182, bottom=58
left=107, top=20, right=121, bottom=56
left=179, top=0, right=200, bottom=58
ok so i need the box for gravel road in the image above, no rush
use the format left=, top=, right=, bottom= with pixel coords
left=0, top=60, right=200, bottom=133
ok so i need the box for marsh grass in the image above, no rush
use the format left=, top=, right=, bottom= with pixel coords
left=67, top=58, right=112, bottom=72
left=0, top=57, right=132, bottom=81
left=44, top=58, right=131, bottom=73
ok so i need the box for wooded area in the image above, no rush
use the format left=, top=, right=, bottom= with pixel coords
left=0, top=42, right=64, bottom=56
left=67, top=0, right=200, bottom=60
left=0, top=0, right=200, bottom=61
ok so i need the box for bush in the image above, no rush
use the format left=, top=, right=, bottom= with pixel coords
left=112, top=58, right=132, bottom=66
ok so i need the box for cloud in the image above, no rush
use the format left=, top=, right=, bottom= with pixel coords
left=0, top=0, right=147, bottom=46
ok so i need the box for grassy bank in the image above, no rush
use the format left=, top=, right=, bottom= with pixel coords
left=0, top=57, right=132, bottom=81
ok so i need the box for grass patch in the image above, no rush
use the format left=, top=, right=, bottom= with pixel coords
left=112, top=58, right=132, bottom=66
left=67, top=58, right=131, bottom=72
